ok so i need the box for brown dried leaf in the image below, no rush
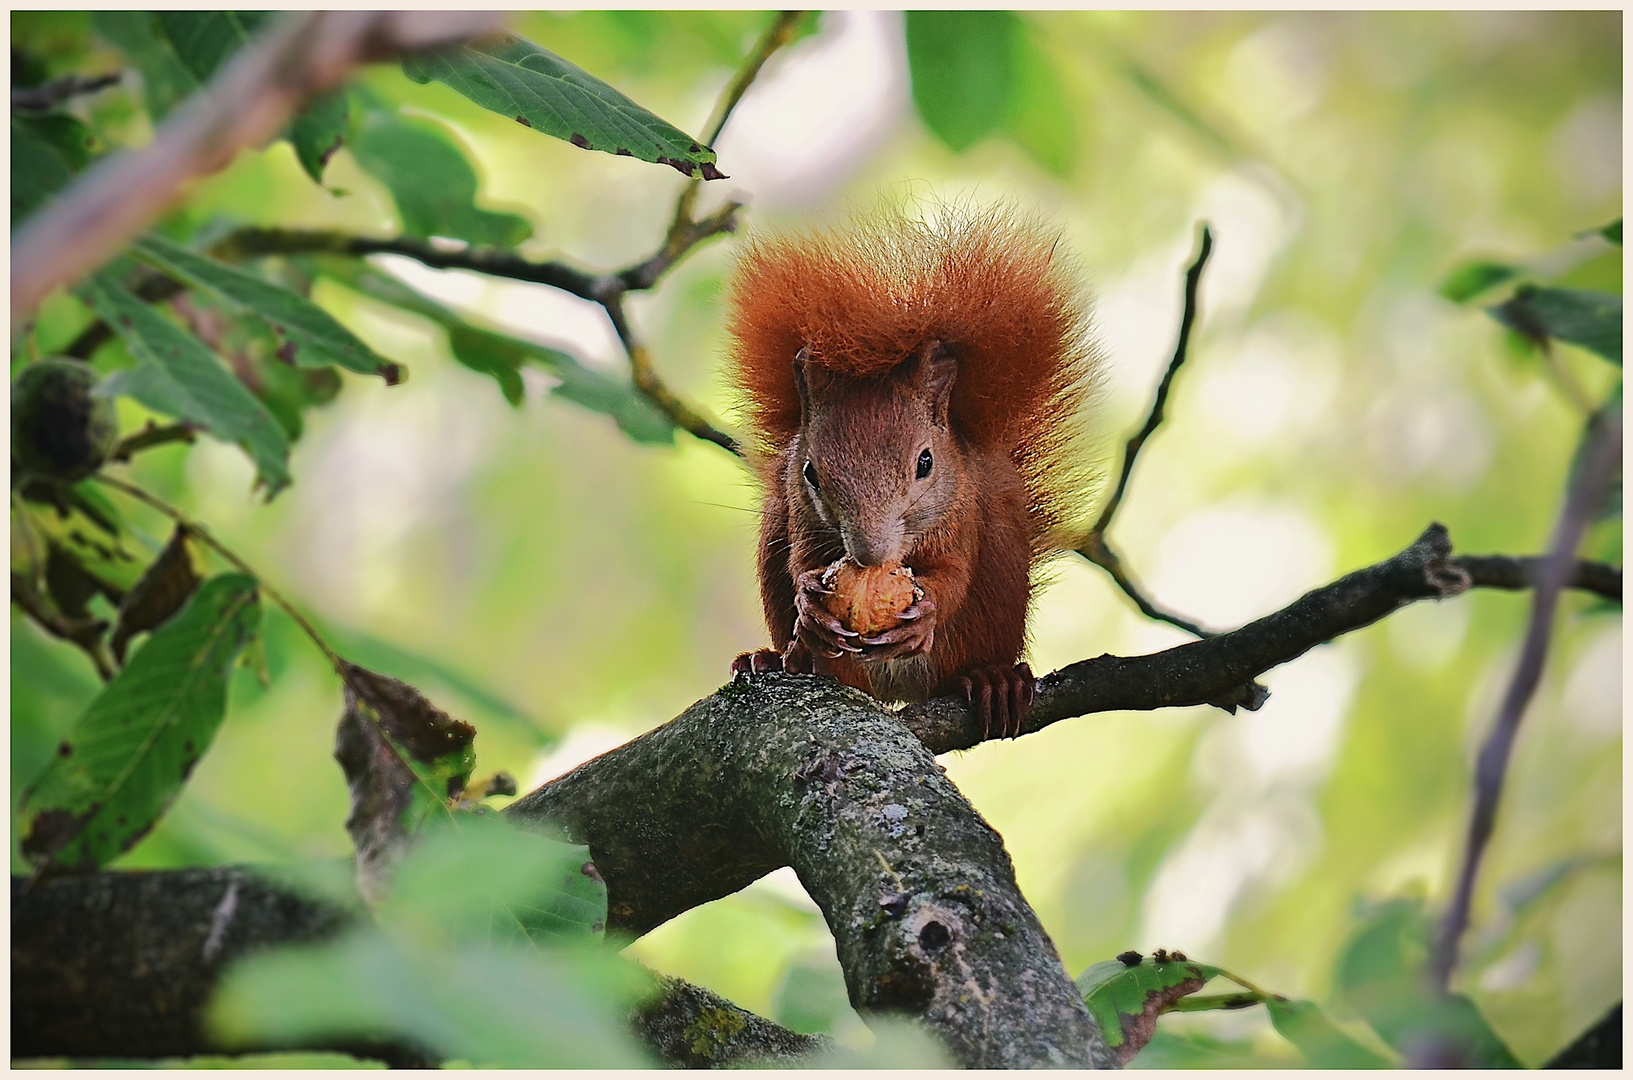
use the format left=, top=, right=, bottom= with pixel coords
left=333, top=662, right=477, bottom=904
left=110, top=525, right=201, bottom=664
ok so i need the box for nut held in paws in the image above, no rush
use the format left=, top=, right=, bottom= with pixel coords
left=822, top=558, right=918, bottom=636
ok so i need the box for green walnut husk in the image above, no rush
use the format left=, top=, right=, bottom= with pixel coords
left=12, top=357, right=119, bottom=484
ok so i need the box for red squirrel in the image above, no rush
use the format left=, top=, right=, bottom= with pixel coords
left=726, top=205, right=1101, bottom=739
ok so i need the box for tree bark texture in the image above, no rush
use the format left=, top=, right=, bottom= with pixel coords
left=508, top=674, right=1115, bottom=1068
left=10, top=869, right=812, bottom=1068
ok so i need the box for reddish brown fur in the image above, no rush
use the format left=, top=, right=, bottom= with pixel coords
left=727, top=205, right=1100, bottom=706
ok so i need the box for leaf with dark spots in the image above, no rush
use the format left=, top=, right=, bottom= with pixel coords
left=109, top=525, right=202, bottom=665
left=400, top=33, right=720, bottom=178
left=18, top=574, right=261, bottom=872
left=79, top=268, right=292, bottom=496
left=1077, top=956, right=1221, bottom=1064
left=515, top=115, right=532, bottom=127
left=276, top=340, right=297, bottom=364
left=45, top=543, right=110, bottom=619
left=333, top=662, right=477, bottom=904
left=130, top=233, right=402, bottom=380
left=289, top=87, right=348, bottom=184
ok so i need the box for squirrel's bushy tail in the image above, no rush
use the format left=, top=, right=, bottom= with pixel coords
left=727, top=200, right=1105, bottom=554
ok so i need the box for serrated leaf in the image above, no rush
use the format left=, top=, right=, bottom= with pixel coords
left=401, top=33, right=722, bottom=180
left=290, top=89, right=349, bottom=184
left=1077, top=956, right=1223, bottom=1064
left=1265, top=997, right=1392, bottom=1068
left=109, top=524, right=201, bottom=665
left=350, top=106, right=532, bottom=248
left=319, top=259, right=674, bottom=441
left=77, top=268, right=292, bottom=496
left=130, top=233, right=404, bottom=380
left=18, top=573, right=262, bottom=872
left=333, top=662, right=477, bottom=905
left=154, top=11, right=270, bottom=81
left=11, top=113, right=99, bottom=224
left=92, top=11, right=198, bottom=119
left=1439, top=260, right=1517, bottom=303
left=1488, top=285, right=1621, bottom=365
left=906, top=11, right=1019, bottom=153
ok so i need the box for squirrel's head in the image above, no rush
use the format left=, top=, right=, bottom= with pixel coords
left=792, top=340, right=965, bottom=567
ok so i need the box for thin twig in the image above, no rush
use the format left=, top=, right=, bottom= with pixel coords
left=110, top=422, right=199, bottom=462
left=10, top=571, right=115, bottom=681
left=1454, top=553, right=1620, bottom=603
left=604, top=295, right=740, bottom=454
left=1427, top=407, right=1623, bottom=996
left=91, top=474, right=345, bottom=677
left=11, top=71, right=122, bottom=111
left=11, top=10, right=507, bottom=321
left=1076, top=223, right=1215, bottom=634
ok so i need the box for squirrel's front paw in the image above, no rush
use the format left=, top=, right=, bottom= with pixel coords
left=794, top=567, right=862, bottom=659
left=854, top=595, right=937, bottom=662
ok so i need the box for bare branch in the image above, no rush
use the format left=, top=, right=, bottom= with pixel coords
left=1428, top=408, right=1623, bottom=996
left=11, top=10, right=507, bottom=321
left=1454, top=552, right=1620, bottom=603
left=1077, top=223, right=1215, bottom=634
left=11, top=71, right=122, bottom=111
left=603, top=295, right=741, bottom=454
left=701, top=12, right=807, bottom=149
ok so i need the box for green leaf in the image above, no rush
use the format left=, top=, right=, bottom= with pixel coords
left=1265, top=998, right=1392, bottom=1068
left=1488, top=286, right=1621, bottom=365
left=154, top=11, right=269, bottom=81
left=76, top=269, right=292, bottom=496
left=11, top=113, right=99, bottom=224
left=1335, top=898, right=1522, bottom=1068
left=1077, top=955, right=1224, bottom=1064
left=1439, top=260, right=1518, bottom=303
left=380, top=812, right=607, bottom=947
left=290, top=89, right=349, bottom=185
left=92, top=11, right=198, bottom=119
left=332, top=663, right=477, bottom=904
left=1595, top=218, right=1621, bottom=245
left=318, top=259, right=675, bottom=442
left=130, top=233, right=404, bottom=381
left=401, top=33, right=722, bottom=180
left=906, top=11, right=1019, bottom=152
left=1003, top=23, right=1076, bottom=177
left=18, top=573, right=262, bottom=872
left=209, top=928, right=652, bottom=1068
left=349, top=104, right=533, bottom=248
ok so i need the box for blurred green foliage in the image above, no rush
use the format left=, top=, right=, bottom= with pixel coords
left=10, top=8, right=1621, bottom=1068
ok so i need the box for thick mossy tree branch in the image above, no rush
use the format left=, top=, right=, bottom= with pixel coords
left=507, top=675, right=1115, bottom=1069
left=11, top=869, right=814, bottom=1069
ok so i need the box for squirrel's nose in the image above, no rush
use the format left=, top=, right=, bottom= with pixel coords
left=843, top=526, right=898, bottom=568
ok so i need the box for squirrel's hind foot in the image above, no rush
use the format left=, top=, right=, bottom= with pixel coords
left=732, top=648, right=785, bottom=677
left=958, top=662, right=1035, bottom=741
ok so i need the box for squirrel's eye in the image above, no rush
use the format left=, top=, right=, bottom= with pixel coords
left=803, top=459, right=821, bottom=491
left=916, top=448, right=933, bottom=479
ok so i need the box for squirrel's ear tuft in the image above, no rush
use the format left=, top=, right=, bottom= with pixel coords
left=910, top=339, right=957, bottom=427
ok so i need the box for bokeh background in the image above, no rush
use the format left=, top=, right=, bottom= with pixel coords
left=12, top=10, right=1621, bottom=1067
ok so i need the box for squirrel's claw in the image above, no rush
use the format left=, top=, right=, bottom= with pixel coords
left=732, top=648, right=785, bottom=677
left=958, top=662, right=1035, bottom=741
